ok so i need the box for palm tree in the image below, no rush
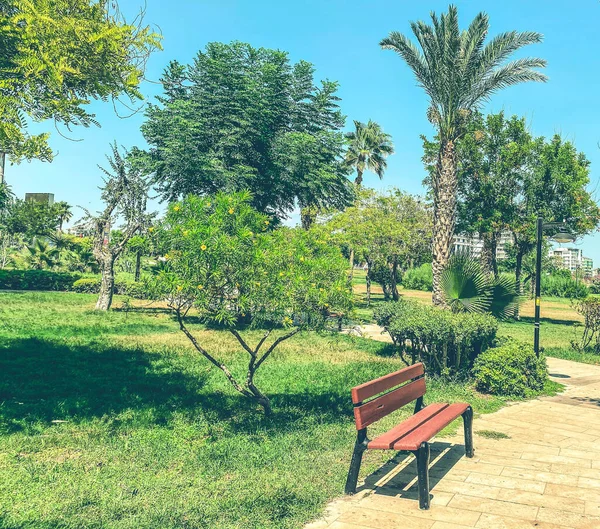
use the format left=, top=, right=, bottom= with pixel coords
left=345, top=120, right=394, bottom=186
left=21, top=238, right=59, bottom=270
left=55, top=201, right=73, bottom=232
left=380, top=5, right=546, bottom=306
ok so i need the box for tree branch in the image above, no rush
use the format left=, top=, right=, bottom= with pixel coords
left=176, top=310, right=252, bottom=399
left=255, top=329, right=300, bottom=371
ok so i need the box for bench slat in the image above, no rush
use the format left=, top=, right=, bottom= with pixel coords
left=351, top=363, right=424, bottom=404
left=392, top=402, right=469, bottom=451
left=368, top=403, right=449, bottom=449
left=354, top=377, right=426, bottom=429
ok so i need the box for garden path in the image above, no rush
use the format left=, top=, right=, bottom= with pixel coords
left=308, top=331, right=600, bottom=529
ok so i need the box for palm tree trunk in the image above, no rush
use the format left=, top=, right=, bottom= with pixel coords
left=432, top=140, right=458, bottom=307
left=355, top=168, right=364, bottom=186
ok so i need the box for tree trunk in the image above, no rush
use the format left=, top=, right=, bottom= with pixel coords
left=0, top=152, right=5, bottom=185
left=390, top=258, right=400, bottom=301
left=366, top=259, right=372, bottom=306
left=300, top=207, right=316, bottom=230
left=355, top=168, right=364, bottom=186
left=481, top=232, right=499, bottom=278
left=96, top=256, right=115, bottom=311
left=348, top=248, right=354, bottom=280
left=135, top=250, right=142, bottom=282
left=432, top=140, right=458, bottom=307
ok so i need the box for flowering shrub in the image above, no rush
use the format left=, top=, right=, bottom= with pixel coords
left=147, top=191, right=353, bottom=413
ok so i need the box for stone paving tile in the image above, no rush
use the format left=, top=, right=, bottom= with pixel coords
left=475, top=513, right=574, bottom=529
left=304, top=357, right=600, bottom=529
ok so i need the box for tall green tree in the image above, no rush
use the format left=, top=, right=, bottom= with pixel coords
left=509, top=135, right=600, bottom=300
left=0, top=0, right=161, bottom=180
left=380, top=5, right=546, bottom=305
left=134, top=42, right=352, bottom=221
left=345, top=120, right=394, bottom=186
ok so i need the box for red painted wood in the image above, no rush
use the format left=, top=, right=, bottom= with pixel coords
left=392, top=402, right=470, bottom=451
left=354, top=377, right=426, bottom=429
left=351, top=363, right=424, bottom=404
left=368, top=403, right=449, bottom=449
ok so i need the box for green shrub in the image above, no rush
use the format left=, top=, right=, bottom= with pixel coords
left=402, top=263, right=433, bottom=291
left=473, top=340, right=547, bottom=397
left=72, top=278, right=100, bottom=293
left=72, top=277, right=147, bottom=298
left=540, top=273, right=588, bottom=299
left=0, top=269, right=81, bottom=291
left=374, top=300, right=498, bottom=375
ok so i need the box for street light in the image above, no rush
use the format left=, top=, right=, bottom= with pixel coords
left=534, top=217, right=576, bottom=356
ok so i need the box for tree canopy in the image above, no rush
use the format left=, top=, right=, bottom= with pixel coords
left=133, top=41, right=353, bottom=220
left=0, top=0, right=161, bottom=164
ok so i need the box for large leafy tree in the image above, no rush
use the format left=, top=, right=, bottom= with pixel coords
left=509, top=135, right=600, bottom=299
left=380, top=5, right=546, bottom=306
left=327, top=188, right=432, bottom=303
left=344, top=120, right=394, bottom=186
left=0, top=0, right=161, bottom=181
left=134, top=42, right=352, bottom=220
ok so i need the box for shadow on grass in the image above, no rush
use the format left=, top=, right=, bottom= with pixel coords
left=0, top=337, right=359, bottom=435
left=512, top=316, right=580, bottom=326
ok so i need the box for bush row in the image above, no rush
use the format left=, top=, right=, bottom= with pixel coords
left=401, top=263, right=433, bottom=291
left=541, top=274, right=589, bottom=299
left=374, top=300, right=498, bottom=375
left=0, top=269, right=146, bottom=298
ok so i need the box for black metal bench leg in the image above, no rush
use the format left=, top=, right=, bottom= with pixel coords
left=345, top=429, right=367, bottom=494
left=415, top=442, right=430, bottom=510
left=463, top=406, right=474, bottom=458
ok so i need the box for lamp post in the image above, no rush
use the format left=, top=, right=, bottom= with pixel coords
left=534, top=217, right=576, bottom=356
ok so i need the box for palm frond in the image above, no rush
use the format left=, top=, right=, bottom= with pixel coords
left=440, top=254, right=492, bottom=314
left=489, top=273, right=522, bottom=320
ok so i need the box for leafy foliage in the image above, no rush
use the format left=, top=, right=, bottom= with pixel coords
left=441, top=255, right=521, bottom=319
left=473, top=339, right=547, bottom=396
left=134, top=42, right=352, bottom=220
left=148, top=191, right=353, bottom=413
left=0, top=0, right=161, bottom=162
left=402, top=263, right=433, bottom=291
left=374, top=300, right=498, bottom=375
left=0, top=269, right=81, bottom=290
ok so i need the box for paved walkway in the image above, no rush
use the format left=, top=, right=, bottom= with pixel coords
left=307, top=353, right=600, bottom=529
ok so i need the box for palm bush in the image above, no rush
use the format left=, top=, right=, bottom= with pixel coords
left=440, top=255, right=521, bottom=319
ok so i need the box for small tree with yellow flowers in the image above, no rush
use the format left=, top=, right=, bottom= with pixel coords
left=148, top=191, right=353, bottom=414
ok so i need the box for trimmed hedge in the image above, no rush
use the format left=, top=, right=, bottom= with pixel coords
left=0, top=269, right=81, bottom=291
left=374, top=300, right=498, bottom=375
left=72, top=277, right=147, bottom=299
left=0, top=269, right=147, bottom=299
left=473, top=339, right=547, bottom=397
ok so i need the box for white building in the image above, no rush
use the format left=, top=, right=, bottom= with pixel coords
left=550, top=247, right=583, bottom=273
left=453, top=232, right=513, bottom=260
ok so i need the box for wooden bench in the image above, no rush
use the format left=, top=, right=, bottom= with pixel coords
left=345, top=362, right=474, bottom=509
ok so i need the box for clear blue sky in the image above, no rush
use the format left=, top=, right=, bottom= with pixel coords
left=8, top=1, right=600, bottom=262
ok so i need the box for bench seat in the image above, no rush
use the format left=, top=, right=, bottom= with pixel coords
left=345, top=363, right=474, bottom=510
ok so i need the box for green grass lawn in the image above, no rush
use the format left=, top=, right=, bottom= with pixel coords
left=0, top=291, right=546, bottom=529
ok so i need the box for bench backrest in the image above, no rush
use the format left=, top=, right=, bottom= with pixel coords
left=351, top=363, right=425, bottom=430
